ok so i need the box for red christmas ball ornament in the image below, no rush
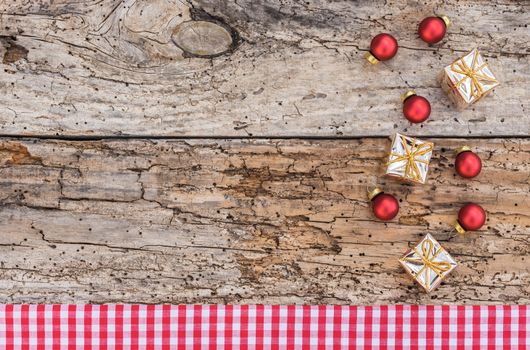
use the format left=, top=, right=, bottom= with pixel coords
left=401, top=90, right=431, bottom=123
left=368, top=188, right=399, bottom=221
left=365, top=33, right=398, bottom=64
left=418, top=15, right=450, bottom=44
left=455, top=146, right=482, bottom=178
left=454, top=203, right=486, bottom=234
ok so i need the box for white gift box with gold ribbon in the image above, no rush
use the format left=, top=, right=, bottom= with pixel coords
left=399, top=234, right=458, bottom=293
left=386, top=133, right=433, bottom=184
left=441, top=48, right=499, bottom=109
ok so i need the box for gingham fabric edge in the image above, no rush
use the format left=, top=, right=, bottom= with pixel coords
left=0, top=305, right=528, bottom=349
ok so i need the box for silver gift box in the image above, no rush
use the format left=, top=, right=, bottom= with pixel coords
left=399, top=233, right=457, bottom=293
left=386, top=133, right=433, bottom=184
left=441, top=48, right=499, bottom=108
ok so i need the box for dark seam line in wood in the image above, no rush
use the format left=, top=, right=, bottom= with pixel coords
left=0, top=134, right=529, bottom=141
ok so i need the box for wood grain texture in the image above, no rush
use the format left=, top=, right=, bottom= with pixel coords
left=0, top=138, right=528, bottom=304
left=0, top=0, right=529, bottom=137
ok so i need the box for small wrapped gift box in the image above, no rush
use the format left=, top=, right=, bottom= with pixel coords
left=386, top=133, right=433, bottom=184
left=440, top=48, right=499, bottom=109
left=399, top=234, right=457, bottom=293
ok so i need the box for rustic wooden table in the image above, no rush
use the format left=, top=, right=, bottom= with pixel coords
left=0, top=1, right=528, bottom=304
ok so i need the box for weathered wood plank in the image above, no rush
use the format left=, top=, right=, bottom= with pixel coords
left=0, top=0, right=529, bottom=137
left=0, top=138, right=528, bottom=303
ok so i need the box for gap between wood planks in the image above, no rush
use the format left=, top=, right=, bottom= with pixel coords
left=1, top=134, right=530, bottom=141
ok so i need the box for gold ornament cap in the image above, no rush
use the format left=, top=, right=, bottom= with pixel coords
left=401, top=90, right=416, bottom=103
left=365, top=52, right=379, bottom=64
left=439, top=15, right=451, bottom=28
left=367, top=187, right=383, bottom=201
left=455, top=145, right=471, bottom=155
left=454, top=221, right=466, bottom=234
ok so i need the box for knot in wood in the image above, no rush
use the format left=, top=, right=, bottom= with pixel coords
left=172, top=20, right=234, bottom=58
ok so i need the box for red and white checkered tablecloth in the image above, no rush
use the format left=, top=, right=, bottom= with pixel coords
left=0, top=305, right=527, bottom=349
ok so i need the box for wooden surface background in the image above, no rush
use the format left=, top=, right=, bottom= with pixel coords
left=0, top=0, right=528, bottom=304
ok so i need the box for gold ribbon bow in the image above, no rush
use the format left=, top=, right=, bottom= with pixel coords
left=387, top=135, right=433, bottom=182
left=451, top=49, right=498, bottom=101
left=402, top=239, right=452, bottom=289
